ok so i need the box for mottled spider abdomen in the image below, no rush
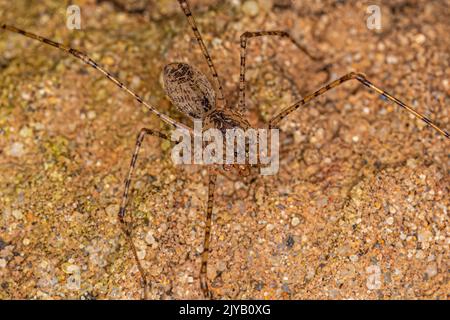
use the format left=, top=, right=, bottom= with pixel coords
left=163, top=62, right=216, bottom=119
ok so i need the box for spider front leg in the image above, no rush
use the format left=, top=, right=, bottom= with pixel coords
left=199, top=169, right=217, bottom=299
left=118, top=128, right=170, bottom=300
left=269, top=72, right=449, bottom=139
left=239, top=31, right=328, bottom=110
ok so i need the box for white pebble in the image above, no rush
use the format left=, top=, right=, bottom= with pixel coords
left=0, top=258, right=6, bottom=268
left=137, top=250, right=146, bottom=260
left=66, top=274, right=81, bottom=290
left=21, top=92, right=31, bottom=101
left=217, top=261, right=227, bottom=272
left=291, top=217, right=301, bottom=227
left=145, top=231, right=157, bottom=246
left=19, top=126, right=33, bottom=138
left=425, top=263, right=437, bottom=278
left=63, top=263, right=80, bottom=274
left=415, top=34, right=426, bottom=44
left=12, top=209, right=23, bottom=220
left=386, top=55, right=398, bottom=64
left=386, top=217, right=394, bottom=225
left=7, top=142, right=25, bottom=157
left=242, top=0, right=259, bottom=17
left=87, top=110, right=96, bottom=120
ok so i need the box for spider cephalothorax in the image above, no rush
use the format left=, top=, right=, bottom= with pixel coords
left=204, top=109, right=251, bottom=132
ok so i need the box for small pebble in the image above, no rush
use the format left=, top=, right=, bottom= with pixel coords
left=21, top=92, right=31, bottom=101
left=242, top=0, right=259, bottom=17
left=137, top=250, right=146, bottom=260
left=386, top=54, right=398, bottom=64
left=196, top=245, right=203, bottom=254
left=87, top=110, right=96, bottom=120
left=131, top=75, right=141, bottom=88
left=102, top=56, right=115, bottom=66
left=415, top=34, right=426, bottom=44
left=105, top=204, right=119, bottom=217
left=12, top=209, right=23, bottom=220
left=217, top=261, right=227, bottom=272
left=415, top=250, right=425, bottom=259
left=0, top=258, right=6, bottom=268
left=291, top=217, right=301, bottom=227
left=19, top=126, right=33, bottom=138
left=145, top=231, right=157, bottom=246
left=7, top=142, right=25, bottom=157
left=406, top=158, right=417, bottom=169
left=418, top=229, right=432, bottom=243
left=425, top=263, right=437, bottom=278
left=66, top=274, right=81, bottom=290
left=386, top=217, right=394, bottom=225
left=62, top=263, right=80, bottom=274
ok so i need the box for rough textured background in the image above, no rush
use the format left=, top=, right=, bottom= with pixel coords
left=0, top=0, right=448, bottom=299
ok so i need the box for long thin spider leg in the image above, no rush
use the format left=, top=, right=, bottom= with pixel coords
left=269, top=72, right=449, bottom=139
left=239, top=31, right=327, bottom=111
left=199, top=169, right=217, bottom=299
left=118, top=128, right=170, bottom=300
left=1, top=24, right=191, bottom=132
left=177, top=0, right=225, bottom=106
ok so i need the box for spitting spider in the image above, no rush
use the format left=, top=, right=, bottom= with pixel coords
left=1, top=0, right=448, bottom=300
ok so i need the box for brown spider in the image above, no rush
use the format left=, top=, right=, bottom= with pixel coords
left=1, top=0, right=448, bottom=300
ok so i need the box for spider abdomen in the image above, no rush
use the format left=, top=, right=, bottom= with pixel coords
left=163, top=62, right=215, bottom=119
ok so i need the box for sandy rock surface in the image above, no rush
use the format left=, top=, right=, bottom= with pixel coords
left=0, top=0, right=448, bottom=299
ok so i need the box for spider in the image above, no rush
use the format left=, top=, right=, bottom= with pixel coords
left=1, top=0, right=448, bottom=300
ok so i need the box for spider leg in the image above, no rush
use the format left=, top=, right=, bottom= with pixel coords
left=269, top=72, right=449, bottom=139
left=199, top=168, right=217, bottom=299
left=0, top=24, right=191, bottom=132
left=118, top=128, right=170, bottom=300
left=239, top=31, right=328, bottom=110
left=177, top=0, right=226, bottom=106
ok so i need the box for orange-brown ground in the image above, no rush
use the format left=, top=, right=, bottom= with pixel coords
left=0, top=0, right=448, bottom=299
